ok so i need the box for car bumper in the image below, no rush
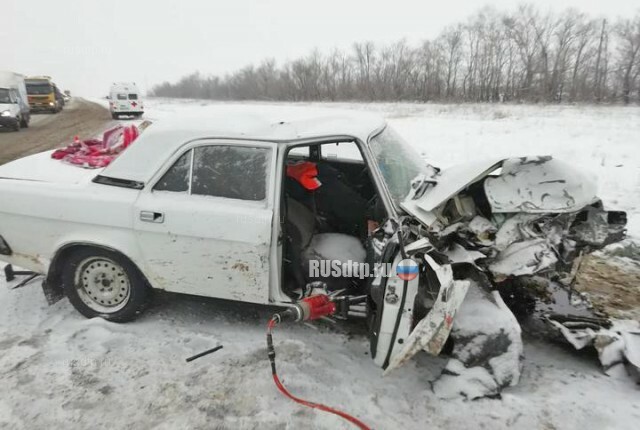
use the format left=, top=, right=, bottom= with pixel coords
left=0, top=116, right=19, bottom=127
left=29, top=103, right=57, bottom=111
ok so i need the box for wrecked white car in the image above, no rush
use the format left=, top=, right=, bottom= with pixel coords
left=0, top=113, right=634, bottom=397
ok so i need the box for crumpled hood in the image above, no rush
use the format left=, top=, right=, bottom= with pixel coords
left=485, top=156, right=598, bottom=213
left=401, top=155, right=598, bottom=225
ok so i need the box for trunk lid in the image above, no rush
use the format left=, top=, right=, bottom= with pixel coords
left=0, top=151, right=101, bottom=184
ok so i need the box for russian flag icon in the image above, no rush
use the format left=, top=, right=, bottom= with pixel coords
left=396, top=259, right=419, bottom=281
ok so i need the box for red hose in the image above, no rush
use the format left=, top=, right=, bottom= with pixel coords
left=267, top=319, right=371, bottom=430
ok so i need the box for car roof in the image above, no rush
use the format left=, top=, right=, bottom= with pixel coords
left=110, top=83, right=139, bottom=91
left=100, top=108, right=386, bottom=184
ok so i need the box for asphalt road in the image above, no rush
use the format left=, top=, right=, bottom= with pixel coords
left=0, top=98, right=111, bottom=165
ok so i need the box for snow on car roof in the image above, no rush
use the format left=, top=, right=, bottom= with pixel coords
left=100, top=109, right=386, bottom=184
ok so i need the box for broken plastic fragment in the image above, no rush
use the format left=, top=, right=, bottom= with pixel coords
left=385, top=254, right=470, bottom=373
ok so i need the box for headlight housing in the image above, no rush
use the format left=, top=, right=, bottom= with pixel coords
left=1, top=110, right=12, bottom=117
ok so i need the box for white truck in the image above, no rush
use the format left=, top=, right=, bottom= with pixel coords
left=0, top=71, right=31, bottom=131
left=108, top=82, right=144, bottom=119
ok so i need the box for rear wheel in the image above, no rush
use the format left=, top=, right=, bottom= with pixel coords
left=62, top=248, right=150, bottom=322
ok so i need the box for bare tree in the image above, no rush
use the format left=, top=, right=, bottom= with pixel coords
left=616, top=14, right=640, bottom=104
left=150, top=4, right=638, bottom=105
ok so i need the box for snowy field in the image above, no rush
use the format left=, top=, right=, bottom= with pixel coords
left=1, top=99, right=639, bottom=429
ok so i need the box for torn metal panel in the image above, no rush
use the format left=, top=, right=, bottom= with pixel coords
left=493, top=213, right=542, bottom=251
left=489, top=239, right=558, bottom=278
left=400, top=158, right=506, bottom=227
left=443, top=243, right=486, bottom=265
left=547, top=317, right=640, bottom=378
left=570, top=206, right=614, bottom=247
left=406, top=158, right=505, bottom=213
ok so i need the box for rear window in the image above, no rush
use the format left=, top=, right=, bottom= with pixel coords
left=117, top=94, right=127, bottom=100
left=128, top=94, right=138, bottom=100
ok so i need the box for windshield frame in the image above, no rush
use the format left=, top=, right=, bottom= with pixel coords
left=367, top=125, right=430, bottom=213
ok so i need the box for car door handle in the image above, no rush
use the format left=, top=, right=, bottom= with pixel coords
left=140, top=211, right=164, bottom=223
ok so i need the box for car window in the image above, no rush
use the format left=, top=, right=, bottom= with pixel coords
left=321, top=141, right=363, bottom=162
left=154, top=150, right=192, bottom=193
left=117, top=94, right=127, bottom=100
left=0, top=89, right=10, bottom=104
left=128, top=94, right=138, bottom=100
left=288, top=146, right=309, bottom=158
left=192, top=145, right=270, bottom=201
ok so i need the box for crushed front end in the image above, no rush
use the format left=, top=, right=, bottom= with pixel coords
left=368, top=155, right=637, bottom=398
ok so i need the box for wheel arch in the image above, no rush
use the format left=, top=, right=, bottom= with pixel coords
left=46, top=242, right=151, bottom=291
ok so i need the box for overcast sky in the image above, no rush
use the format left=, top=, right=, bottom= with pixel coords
left=3, top=0, right=638, bottom=97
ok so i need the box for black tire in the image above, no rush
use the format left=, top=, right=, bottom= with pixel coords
left=62, top=247, right=150, bottom=322
left=13, top=118, right=20, bottom=132
left=20, top=115, right=29, bottom=128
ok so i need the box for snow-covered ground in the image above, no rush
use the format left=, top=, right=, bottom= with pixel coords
left=1, top=99, right=639, bottom=429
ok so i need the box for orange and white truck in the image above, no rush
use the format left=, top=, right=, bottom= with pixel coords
left=25, top=76, right=63, bottom=113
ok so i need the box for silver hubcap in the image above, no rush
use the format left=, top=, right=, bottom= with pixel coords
left=75, top=257, right=131, bottom=313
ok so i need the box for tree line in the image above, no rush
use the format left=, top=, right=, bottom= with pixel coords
left=151, top=5, right=640, bottom=104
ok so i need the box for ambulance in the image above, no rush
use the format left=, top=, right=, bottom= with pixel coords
left=109, top=83, right=144, bottom=119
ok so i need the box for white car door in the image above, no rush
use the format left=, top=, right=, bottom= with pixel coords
left=133, top=140, right=277, bottom=304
